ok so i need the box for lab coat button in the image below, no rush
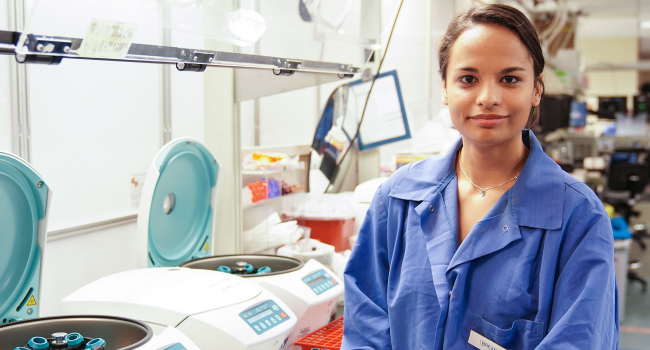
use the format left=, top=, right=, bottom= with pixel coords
left=503, top=225, right=509, bottom=232
left=448, top=291, right=452, bottom=297
left=429, top=205, right=435, bottom=212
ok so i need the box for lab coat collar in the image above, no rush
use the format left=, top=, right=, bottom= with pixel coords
left=388, top=130, right=564, bottom=230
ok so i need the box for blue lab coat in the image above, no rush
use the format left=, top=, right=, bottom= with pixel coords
left=342, top=130, right=618, bottom=349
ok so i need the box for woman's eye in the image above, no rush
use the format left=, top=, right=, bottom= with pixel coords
left=502, top=76, right=520, bottom=84
left=459, top=76, right=476, bottom=84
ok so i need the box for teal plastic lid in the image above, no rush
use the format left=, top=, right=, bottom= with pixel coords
left=0, top=152, right=48, bottom=321
left=85, top=338, right=105, bottom=350
left=147, top=140, right=219, bottom=267
left=28, top=337, right=49, bottom=349
left=65, top=333, right=84, bottom=346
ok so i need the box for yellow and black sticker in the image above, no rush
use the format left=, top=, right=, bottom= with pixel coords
left=26, top=295, right=37, bottom=307
left=205, top=242, right=210, bottom=251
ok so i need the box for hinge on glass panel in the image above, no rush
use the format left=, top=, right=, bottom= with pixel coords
left=175, top=50, right=214, bottom=72
left=15, top=34, right=72, bottom=65
left=272, top=59, right=302, bottom=76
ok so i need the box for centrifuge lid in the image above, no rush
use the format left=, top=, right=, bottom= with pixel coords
left=62, top=268, right=263, bottom=327
left=0, top=152, right=49, bottom=318
left=142, top=139, right=219, bottom=266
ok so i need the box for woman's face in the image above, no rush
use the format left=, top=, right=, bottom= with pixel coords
left=443, top=24, right=542, bottom=146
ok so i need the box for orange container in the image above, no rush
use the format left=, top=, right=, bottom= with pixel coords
left=296, top=217, right=354, bottom=251
left=295, top=317, right=344, bottom=350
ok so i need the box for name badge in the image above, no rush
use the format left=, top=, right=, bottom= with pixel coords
left=468, top=330, right=507, bottom=350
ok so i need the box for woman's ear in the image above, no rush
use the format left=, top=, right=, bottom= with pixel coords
left=532, top=73, right=543, bottom=107
left=442, top=81, right=448, bottom=105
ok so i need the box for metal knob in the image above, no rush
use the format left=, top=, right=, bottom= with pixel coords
left=52, top=332, right=68, bottom=345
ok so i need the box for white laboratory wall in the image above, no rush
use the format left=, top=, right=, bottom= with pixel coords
left=28, top=60, right=162, bottom=231
left=170, top=69, right=205, bottom=141
left=0, top=56, right=10, bottom=153
left=259, top=87, right=319, bottom=146
left=40, top=223, right=139, bottom=316
left=240, top=99, right=256, bottom=148
left=25, top=3, right=163, bottom=231
left=0, top=0, right=11, bottom=153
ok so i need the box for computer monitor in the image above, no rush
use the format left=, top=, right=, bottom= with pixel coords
left=599, top=96, right=627, bottom=119
left=538, top=94, right=572, bottom=133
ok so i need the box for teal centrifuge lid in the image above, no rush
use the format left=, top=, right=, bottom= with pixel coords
left=0, top=152, right=49, bottom=322
left=147, top=139, right=219, bottom=267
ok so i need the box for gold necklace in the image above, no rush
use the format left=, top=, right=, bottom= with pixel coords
left=458, top=154, right=520, bottom=197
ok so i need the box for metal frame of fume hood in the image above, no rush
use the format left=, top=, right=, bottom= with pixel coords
left=0, top=30, right=359, bottom=77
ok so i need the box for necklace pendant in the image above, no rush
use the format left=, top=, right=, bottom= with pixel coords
left=479, top=190, right=485, bottom=197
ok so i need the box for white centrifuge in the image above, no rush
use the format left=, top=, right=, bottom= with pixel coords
left=0, top=314, right=202, bottom=350
left=0, top=151, right=51, bottom=324
left=132, top=138, right=343, bottom=348
left=136, top=137, right=220, bottom=268
left=0, top=153, right=199, bottom=350
left=182, top=255, right=344, bottom=349
left=0, top=315, right=152, bottom=349
left=61, top=267, right=298, bottom=350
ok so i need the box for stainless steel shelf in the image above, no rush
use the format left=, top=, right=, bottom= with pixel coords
left=0, top=30, right=360, bottom=77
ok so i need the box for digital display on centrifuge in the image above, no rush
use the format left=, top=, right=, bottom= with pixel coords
left=246, top=309, right=274, bottom=324
left=307, top=276, right=327, bottom=287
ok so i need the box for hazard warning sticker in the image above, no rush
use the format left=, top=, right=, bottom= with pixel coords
left=26, top=295, right=37, bottom=307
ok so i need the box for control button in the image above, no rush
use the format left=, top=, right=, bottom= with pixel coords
left=272, top=305, right=280, bottom=311
left=280, top=312, right=287, bottom=318
left=260, top=323, right=267, bottom=329
left=275, top=315, right=282, bottom=321
left=271, top=318, right=277, bottom=324
left=313, top=288, right=319, bottom=293
left=331, top=279, right=338, bottom=285
left=265, top=320, right=272, bottom=326
left=254, top=325, right=261, bottom=332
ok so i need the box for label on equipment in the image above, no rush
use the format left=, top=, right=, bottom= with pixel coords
left=130, top=173, right=146, bottom=208
left=77, top=19, right=137, bottom=59
left=468, top=330, right=506, bottom=350
left=26, top=295, right=37, bottom=306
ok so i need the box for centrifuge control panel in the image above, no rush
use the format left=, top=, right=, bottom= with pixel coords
left=239, top=300, right=290, bottom=335
left=302, top=269, right=339, bottom=295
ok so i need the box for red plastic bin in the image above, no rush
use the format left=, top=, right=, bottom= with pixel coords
left=294, top=317, right=344, bottom=350
left=295, top=218, right=354, bottom=252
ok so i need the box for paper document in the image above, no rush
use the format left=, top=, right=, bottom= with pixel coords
left=346, top=74, right=407, bottom=146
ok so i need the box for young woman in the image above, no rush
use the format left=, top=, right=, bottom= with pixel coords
left=342, top=4, right=618, bottom=350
